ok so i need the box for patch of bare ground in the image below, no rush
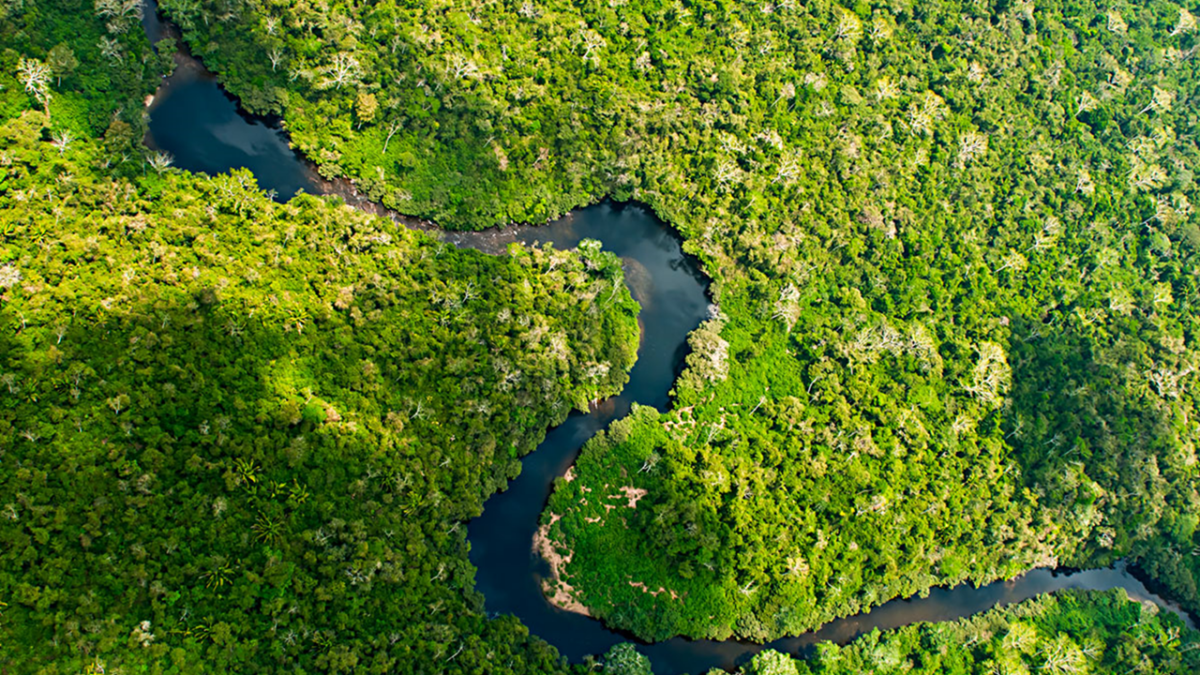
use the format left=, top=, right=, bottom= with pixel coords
left=538, top=481, right=648, bottom=612
left=533, top=514, right=591, bottom=616
left=629, top=581, right=681, bottom=601
left=619, top=485, right=648, bottom=508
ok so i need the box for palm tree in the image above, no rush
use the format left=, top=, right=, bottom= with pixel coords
left=94, top=0, right=142, bottom=34
left=147, top=150, right=174, bottom=174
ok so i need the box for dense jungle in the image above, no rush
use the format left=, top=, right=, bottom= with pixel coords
left=3, top=0, right=1200, bottom=672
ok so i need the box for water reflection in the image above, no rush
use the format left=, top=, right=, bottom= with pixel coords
left=146, top=62, right=319, bottom=200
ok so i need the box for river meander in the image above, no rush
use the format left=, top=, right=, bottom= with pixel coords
left=139, top=5, right=1193, bottom=671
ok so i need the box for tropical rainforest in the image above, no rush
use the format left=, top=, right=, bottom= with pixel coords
left=4, top=0, right=1200, bottom=671
left=1, top=4, right=640, bottom=669
left=155, top=0, right=1200, bottom=642
left=616, top=590, right=1200, bottom=675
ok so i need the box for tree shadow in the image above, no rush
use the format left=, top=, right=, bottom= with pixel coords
left=0, top=286, right=564, bottom=672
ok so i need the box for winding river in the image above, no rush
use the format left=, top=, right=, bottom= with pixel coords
left=140, top=6, right=1193, bottom=672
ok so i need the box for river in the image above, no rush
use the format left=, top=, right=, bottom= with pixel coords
left=138, top=4, right=1193, bottom=672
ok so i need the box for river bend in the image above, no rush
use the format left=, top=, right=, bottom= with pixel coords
left=139, top=6, right=1192, bottom=672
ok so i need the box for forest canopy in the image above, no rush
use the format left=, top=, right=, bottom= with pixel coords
left=724, top=590, right=1200, bottom=675
left=0, top=103, right=639, bottom=672
left=600, top=590, right=1200, bottom=675
left=147, top=0, right=1198, bottom=641
left=5, top=0, right=1200, bottom=670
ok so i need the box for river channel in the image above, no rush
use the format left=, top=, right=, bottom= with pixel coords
left=139, top=5, right=1193, bottom=672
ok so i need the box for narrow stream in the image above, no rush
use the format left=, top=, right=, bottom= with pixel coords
left=139, top=5, right=1194, bottom=673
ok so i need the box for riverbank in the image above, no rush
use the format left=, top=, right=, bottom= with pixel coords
left=135, top=2, right=1197, bottom=672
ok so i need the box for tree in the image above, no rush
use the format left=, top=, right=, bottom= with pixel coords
left=833, top=9, right=862, bottom=42
left=966, top=341, right=1011, bottom=406
left=1140, top=87, right=1175, bottom=115
left=1, top=0, right=26, bottom=20
left=355, top=91, right=378, bottom=128
left=1171, top=8, right=1196, bottom=37
left=579, top=29, right=606, bottom=65
left=955, top=131, right=988, bottom=168
left=0, top=264, right=21, bottom=289
left=94, top=0, right=141, bottom=34
left=98, top=36, right=123, bottom=65
left=603, top=643, right=651, bottom=675
left=318, top=53, right=361, bottom=89
left=50, top=129, right=73, bottom=155
left=746, top=650, right=800, bottom=675
left=445, top=53, right=480, bottom=81
left=47, top=44, right=78, bottom=85
left=147, top=150, right=174, bottom=173
left=678, top=313, right=729, bottom=388
left=16, top=58, right=51, bottom=117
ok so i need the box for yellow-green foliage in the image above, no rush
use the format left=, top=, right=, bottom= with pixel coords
left=9, top=0, right=1200, bottom=662
left=0, top=110, right=639, bottom=673
left=747, top=590, right=1200, bottom=675
left=0, top=0, right=164, bottom=136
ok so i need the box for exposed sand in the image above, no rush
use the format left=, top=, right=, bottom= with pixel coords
left=619, top=485, right=648, bottom=508
left=629, top=580, right=681, bottom=601
left=535, top=478, right=647, bottom=614
left=533, top=517, right=591, bottom=616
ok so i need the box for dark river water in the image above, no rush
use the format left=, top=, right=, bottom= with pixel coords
left=139, top=4, right=1193, bottom=672
left=145, top=62, right=320, bottom=200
